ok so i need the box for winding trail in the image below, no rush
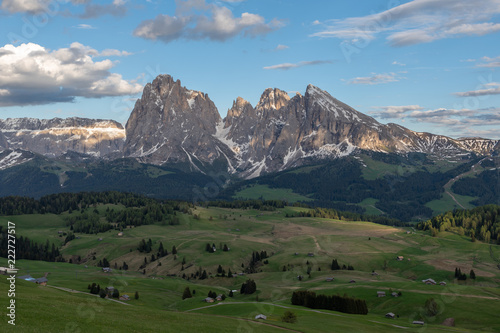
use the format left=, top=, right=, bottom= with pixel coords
left=47, top=285, right=132, bottom=306
left=187, top=301, right=413, bottom=330
left=443, top=158, right=488, bottom=209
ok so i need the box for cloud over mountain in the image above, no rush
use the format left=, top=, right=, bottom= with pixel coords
left=133, top=0, right=284, bottom=43
left=311, top=0, right=500, bottom=46
left=0, top=42, right=141, bottom=106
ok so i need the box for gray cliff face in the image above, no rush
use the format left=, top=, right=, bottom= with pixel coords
left=218, top=84, right=498, bottom=178
left=2, top=74, right=497, bottom=177
left=0, top=117, right=125, bottom=158
left=0, top=131, right=8, bottom=149
left=124, top=74, right=235, bottom=170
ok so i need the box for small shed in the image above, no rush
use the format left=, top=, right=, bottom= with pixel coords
left=102, top=267, right=112, bottom=273
left=412, top=321, right=425, bottom=325
left=377, top=291, right=386, bottom=297
left=422, top=278, right=436, bottom=285
left=255, top=314, right=267, bottom=320
left=385, top=312, right=395, bottom=319
left=396, top=256, right=404, bottom=261
left=17, top=275, right=35, bottom=282
left=117, top=232, right=123, bottom=237
left=35, top=277, right=48, bottom=286
left=391, top=292, right=399, bottom=297
left=204, top=297, right=214, bottom=303
left=439, top=281, right=447, bottom=286
left=307, top=252, right=314, bottom=257
left=216, top=295, right=223, bottom=301
left=120, top=294, right=130, bottom=301
left=325, top=277, right=334, bottom=282
left=372, top=272, right=379, bottom=276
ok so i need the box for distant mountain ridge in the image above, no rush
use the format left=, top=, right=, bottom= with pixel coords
left=0, top=117, right=125, bottom=160
left=1, top=74, right=499, bottom=176
left=123, top=74, right=499, bottom=178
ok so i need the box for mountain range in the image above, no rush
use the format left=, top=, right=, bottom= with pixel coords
left=1, top=74, right=498, bottom=178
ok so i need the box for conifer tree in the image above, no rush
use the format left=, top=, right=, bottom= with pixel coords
left=182, top=287, right=192, bottom=300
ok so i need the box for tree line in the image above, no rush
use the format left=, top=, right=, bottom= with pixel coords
left=418, top=205, right=500, bottom=244
left=0, top=226, right=63, bottom=262
left=291, top=290, right=368, bottom=315
left=0, top=191, right=193, bottom=216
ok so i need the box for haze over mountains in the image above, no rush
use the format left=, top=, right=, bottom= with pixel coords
left=0, top=74, right=498, bottom=176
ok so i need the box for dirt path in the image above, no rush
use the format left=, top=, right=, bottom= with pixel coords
left=348, top=285, right=500, bottom=301
left=312, top=235, right=321, bottom=252
left=369, top=205, right=385, bottom=214
left=445, top=191, right=466, bottom=209
left=48, top=285, right=132, bottom=306
left=443, top=158, right=488, bottom=209
left=187, top=302, right=415, bottom=330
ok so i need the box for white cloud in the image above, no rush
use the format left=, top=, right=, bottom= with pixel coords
left=133, top=0, right=284, bottom=43
left=477, top=55, right=500, bottom=67
left=370, top=105, right=424, bottom=119
left=392, top=61, right=406, bottom=66
left=311, top=0, right=500, bottom=46
left=275, top=44, right=289, bottom=51
left=0, top=42, right=142, bottom=106
left=1, top=0, right=50, bottom=14
left=263, top=60, right=332, bottom=71
left=75, top=24, right=96, bottom=30
left=77, top=1, right=127, bottom=19
left=371, top=105, right=500, bottom=138
left=98, top=49, right=132, bottom=57
left=1, top=0, right=89, bottom=14
left=454, top=82, right=500, bottom=96
left=347, top=72, right=402, bottom=85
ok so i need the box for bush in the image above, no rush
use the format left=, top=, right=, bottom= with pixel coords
left=425, top=298, right=440, bottom=317
left=281, top=310, right=297, bottom=323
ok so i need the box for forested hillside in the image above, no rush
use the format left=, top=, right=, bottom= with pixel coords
left=221, top=153, right=484, bottom=221
left=418, top=205, right=500, bottom=243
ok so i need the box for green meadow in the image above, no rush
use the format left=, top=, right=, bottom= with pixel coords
left=1, top=205, right=499, bottom=332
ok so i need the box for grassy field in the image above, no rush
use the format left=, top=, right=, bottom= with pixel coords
left=357, top=198, right=384, bottom=216
left=1, top=205, right=500, bottom=332
left=425, top=193, right=476, bottom=215
left=233, top=184, right=313, bottom=202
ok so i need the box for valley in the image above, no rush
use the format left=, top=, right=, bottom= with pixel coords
left=1, top=198, right=499, bottom=332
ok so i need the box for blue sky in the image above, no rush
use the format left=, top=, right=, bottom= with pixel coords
left=0, top=0, right=499, bottom=139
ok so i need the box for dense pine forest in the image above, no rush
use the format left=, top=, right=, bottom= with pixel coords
left=418, top=205, right=500, bottom=243
left=0, top=226, right=63, bottom=262
left=220, top=153, right=484, bottom=221
left=0, top=191, right=192, bottom=216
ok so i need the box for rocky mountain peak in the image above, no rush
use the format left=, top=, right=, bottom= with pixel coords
left=124, top=74, right=235, bottom=170
left=256, top=88, right=290, bottom=112
left=224, top=97, right=254, bottom=128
